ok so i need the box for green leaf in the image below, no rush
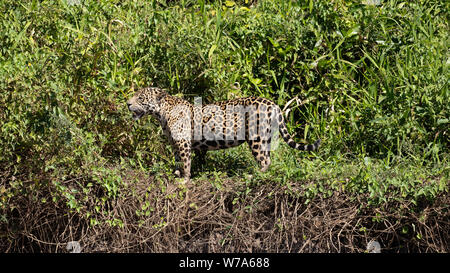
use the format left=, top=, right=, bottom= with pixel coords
left=437, top=118, right=448, bottom=125
left=268, top=37, right=280, bottom=48
left=225, top=1, right=235, bottom=7
left=208, top=44, right=217, bottom=65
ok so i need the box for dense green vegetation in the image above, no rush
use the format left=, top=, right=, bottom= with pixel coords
left=0, top=0, right=448, bottom=252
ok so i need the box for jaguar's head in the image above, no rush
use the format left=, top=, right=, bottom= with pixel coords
left=127, top=87, right=166, bottom=120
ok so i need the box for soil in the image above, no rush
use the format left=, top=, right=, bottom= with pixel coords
left=1, top=175, right=448, bottom=253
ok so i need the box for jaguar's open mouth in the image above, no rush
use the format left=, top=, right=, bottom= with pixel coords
left=131, top=110, right=144, bottom=121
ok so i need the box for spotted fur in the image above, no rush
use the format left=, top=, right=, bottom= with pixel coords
left=127, top=87, right=321, bottom=182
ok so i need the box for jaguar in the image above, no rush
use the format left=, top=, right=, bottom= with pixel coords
left=127, top=87, right=321, bottom=183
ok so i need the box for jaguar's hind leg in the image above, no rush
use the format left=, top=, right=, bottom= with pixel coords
left=248, top=140, right=271, bottom=172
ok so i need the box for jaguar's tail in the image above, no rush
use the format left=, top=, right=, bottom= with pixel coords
left=277, top=108, right=321, bottom=151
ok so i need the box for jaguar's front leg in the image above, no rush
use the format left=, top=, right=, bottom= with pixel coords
left=175, top=140, right=191, bottom=184
left=173, top=149, right=182, bottom=178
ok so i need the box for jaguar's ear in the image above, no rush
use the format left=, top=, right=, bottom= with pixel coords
left=154, top=88, right=167, bottom=102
